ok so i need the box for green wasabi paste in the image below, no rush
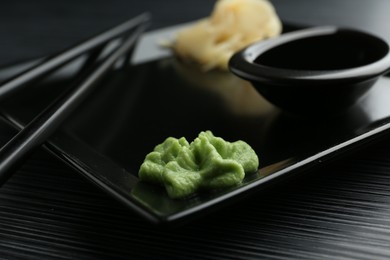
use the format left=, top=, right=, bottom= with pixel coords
left=138, top=131, right=259, bottom=199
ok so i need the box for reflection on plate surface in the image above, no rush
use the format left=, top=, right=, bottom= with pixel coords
left=2, top=27, right=390, bottom=223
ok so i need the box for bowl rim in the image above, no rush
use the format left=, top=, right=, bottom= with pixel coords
left=229, top=26, right=390, bottom=86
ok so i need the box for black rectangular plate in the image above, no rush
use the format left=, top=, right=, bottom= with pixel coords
left=2, top=25, right=390, bottom=224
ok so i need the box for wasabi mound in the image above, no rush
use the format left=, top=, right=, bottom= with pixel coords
left=139, top=131, right=259, bottom=198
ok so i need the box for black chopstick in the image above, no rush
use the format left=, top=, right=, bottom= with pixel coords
left=0, top=12, right=150, bottom=102
left=0, top=17, right=149, bottom=186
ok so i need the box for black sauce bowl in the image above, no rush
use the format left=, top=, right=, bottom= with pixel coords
left=229, top=26, right=390, bottom=115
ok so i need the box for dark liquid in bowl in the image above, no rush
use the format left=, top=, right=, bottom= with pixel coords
left=255, top=30, right=389, bottom=70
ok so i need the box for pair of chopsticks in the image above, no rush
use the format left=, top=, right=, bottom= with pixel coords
left=0, top=13, right=151, bottom=185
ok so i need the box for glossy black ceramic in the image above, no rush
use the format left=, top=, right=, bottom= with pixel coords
left=229, top=26, right=390, bottom=115
left=3, top=25, right=390, bottom=224
left=2, top=53, right=390, bottom=224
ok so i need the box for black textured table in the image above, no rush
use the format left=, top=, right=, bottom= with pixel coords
left=2, top=0, right=390, bottom=258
